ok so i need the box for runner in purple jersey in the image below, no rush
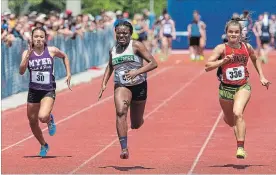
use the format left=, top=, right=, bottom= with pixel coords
left=19, top=27, right=72, bottom=157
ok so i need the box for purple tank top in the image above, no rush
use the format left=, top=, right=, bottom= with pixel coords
left=28, top=47, right=56, bottom=91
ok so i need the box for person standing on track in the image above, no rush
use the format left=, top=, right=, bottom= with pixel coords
left=258, top=12, right=274, bottom=63
left=98, top=21, right=158, bottom=159
left=19, top=27, right=72, bottom=157
left=187, top=10, right=206, bottom=61
left=205, top=18, right=270, bottom=159
left=159, top=11, right=176, bottom=61
left=239, top=10, right=253, bottom=42
left=253, top=13, right=275, bottom=63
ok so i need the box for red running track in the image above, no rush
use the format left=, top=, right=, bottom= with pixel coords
left=1, top=51, right=276, bottom=174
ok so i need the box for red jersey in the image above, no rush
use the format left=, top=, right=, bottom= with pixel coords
left=219, top=42, right=250, bottom=86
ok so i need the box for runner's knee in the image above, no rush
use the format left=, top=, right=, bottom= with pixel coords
left=116, top=101, right=129, bottom=118
left=28, top=115, right=38, bottom=126
left=233, top=110, right=243, bottom=121
left=38, top=113, right=50, bottom=123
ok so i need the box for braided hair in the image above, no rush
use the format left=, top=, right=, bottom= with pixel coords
left=114, top=20, right=133, bottom=35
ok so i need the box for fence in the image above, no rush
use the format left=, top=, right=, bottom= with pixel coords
left=1, top=26, right=114, bottom=99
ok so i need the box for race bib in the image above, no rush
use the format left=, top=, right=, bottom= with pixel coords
left=262, top=32, right=269, bottom=37
left=226, top=66, right=245, bottom=81
left=119, top=70, right=140, bottom=85
left=31, top=71, right=50, bottom=84
left=163, top=24, right=172, bottom=34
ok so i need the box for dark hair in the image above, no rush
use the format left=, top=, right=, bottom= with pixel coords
left=114, top=20, right=133, bottom=35
left=31, top=27, right=47, bottom=47
left=225, top=17, right=247, bottom=42
left=162, top=8, right=168, bottom=15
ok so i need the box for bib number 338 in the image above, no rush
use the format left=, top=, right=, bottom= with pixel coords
left=226, top=66, right=245, bottom=81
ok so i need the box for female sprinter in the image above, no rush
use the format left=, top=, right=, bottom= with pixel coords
left=205, top=18, right=270, bottom=159
left=98, top=20, right=158, bottom=159
left=19, top=27, right=71, bottom=157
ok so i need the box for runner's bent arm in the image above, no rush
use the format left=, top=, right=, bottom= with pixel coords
left=133, top=40, right=158, bottom=75
left=205, top=44, right=228, bottom=72
left=101, top=51, right=114, bottom=86
left=50, top=47, right=71, bottom=77
left=187, top=24, right=191, bottom=38
left=246, top=43, right=265, bottom=79
left=171, top=20, right=176, bottom=39
left=252, top=22, right=259, bottom=37
left=159, top=21, right=164, bottom=38
left=19, top=50, right=31, bottom=75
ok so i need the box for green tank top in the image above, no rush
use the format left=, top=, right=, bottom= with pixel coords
left=111, top=40, right=147, bottom=86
